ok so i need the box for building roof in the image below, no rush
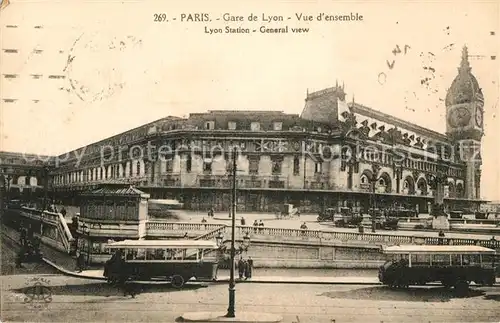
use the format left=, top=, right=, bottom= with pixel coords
left=300, top=85, right=345, bottom=123
left=348, top=102, right=448, bottom=141
left=106, top=239, right=218, bottom=249
left=382, top=245, right=496, bottom=254
left=82, top=185, right=150, bottom=198
left=445, top=46, right=484, bottom=107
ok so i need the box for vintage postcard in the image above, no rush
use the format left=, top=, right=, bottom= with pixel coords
left=0, top=0, right=499, bottom=322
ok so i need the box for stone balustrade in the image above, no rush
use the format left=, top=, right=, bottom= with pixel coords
left=15, top=207, right=500, bottom=256
left=146, top=222, right=225, bottom=236
left=191, top=223, right=500, bottom=250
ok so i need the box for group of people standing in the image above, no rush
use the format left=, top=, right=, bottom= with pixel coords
left=16, top=224, right=42, bottom=268
left=237, top=256, right=253, bottom=280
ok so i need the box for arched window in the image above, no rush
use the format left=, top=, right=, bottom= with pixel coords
left=360, top=174, right=369, bottom=184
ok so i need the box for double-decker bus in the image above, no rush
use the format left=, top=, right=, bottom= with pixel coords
left=104, top=239, right=219, bottom=288
left=378, top=245, right=496, bottom=293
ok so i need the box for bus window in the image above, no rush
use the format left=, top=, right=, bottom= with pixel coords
left=145, top=250, right=155, bottom=260
left=463, top=254, right=480, bottom=265
left=125, top=249, right=133, bottom=260
left=432, top=254, right=450, bottom=265
left=411, top=254, right=430, bottom=266
left=135, top=249, right=146, bottom=260
left=166, top=249, right=176, bottom=260
left=482, top=254, right=495, bottom=267
left=154, top=249, right=165, bottom=260
left=183, top=248, right=200, bottom=260
left=451, top=254, right=461, bottom=265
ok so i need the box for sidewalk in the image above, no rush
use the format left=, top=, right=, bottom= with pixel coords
left=3, top=223, right=499, bottom=286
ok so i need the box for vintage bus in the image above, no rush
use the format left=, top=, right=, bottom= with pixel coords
left=148, top=199, right=184, bottom=219
left=378, top=245, right=496, bottom=293
left=104, top=239, right=219, bottom=288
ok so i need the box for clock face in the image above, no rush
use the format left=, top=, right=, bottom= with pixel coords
left=475, top=107, right=483, bottom=127
left=448, top=107, right=471, bottom=128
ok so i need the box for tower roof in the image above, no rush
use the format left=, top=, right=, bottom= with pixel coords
left=445, top=46, right=484, bottom=106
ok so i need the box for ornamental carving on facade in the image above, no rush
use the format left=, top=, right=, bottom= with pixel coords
left=413, top=137, right=424, bottom=148
left=385, top=127, right=404, bottom=145
left=340, top=111, right=357, bottom=133
left=412, top=170, right=420, bottom=182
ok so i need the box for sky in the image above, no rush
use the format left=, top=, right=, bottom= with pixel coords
left=0, top=0, right=499, bottom=200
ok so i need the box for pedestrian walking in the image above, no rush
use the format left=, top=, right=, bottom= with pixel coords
left=253, top=220, right=258, bottom=233
left=238, top=257, right=245, bottom=279
left=258, top=220, right=264, bottom=233
left=438, top=230, right=445, bottom=245
left=247, top=257, right=253, bottom=279
left=19, top=227, right=26, bottom=246
left=75, top=251, right=85, bottom=273
left=243, top=259, right=250, bottom=280
left=15, top=247, right=25, bottom=269
left=122, top=280, right=138, bottom=298
left=240, top=217, right=246, bottom=226
left=300, top=222, right=308, bottom=236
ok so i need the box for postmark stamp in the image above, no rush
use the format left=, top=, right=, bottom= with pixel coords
left=63, top=31, right=142, bottom=103
left=22, top=277, right=53, bottom=310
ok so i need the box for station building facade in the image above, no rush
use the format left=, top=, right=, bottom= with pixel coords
left=2, top=47, right=487, bottom=214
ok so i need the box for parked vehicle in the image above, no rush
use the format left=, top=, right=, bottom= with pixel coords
left=317, top=208, right=336, bottom=222
left=449, top=211, right=464, bottom=219
left=378, top=245, right=496, bottom=294
left=385, top=208, right=417, bottom=218
left=104, top=239, right=219, bottom=288
left=334, top=207, right=363, bottom=228
left=276, top=203, right=300, bottom=219
left=369, top=208, right=399, bottom=230
left=475, top=211, right=487, bottom=220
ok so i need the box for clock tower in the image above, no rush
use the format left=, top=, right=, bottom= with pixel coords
left=445, top=46, right=484, bottom=200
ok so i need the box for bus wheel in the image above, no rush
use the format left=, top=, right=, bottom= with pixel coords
left=171, top=275, right=185, bottom=289
left=454, top=280, right=469, bottom=295
left=441, top=280, right=453, bottom=289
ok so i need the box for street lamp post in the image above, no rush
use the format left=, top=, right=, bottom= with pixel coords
left=370, top=163, right=381, bottom=233
left=227, top=146, right=238, bottom=318
left=216, top=231, right=251, bottom=255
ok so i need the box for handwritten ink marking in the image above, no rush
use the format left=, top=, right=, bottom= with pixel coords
left=378, top=72, right=387, bottom=85
left=491, top=31, right=495, bottom=36
left=404, top=45, right=411, bottom=54
left=443, top=43, right=454, bottom=52
left=3, top=49, right=18, bottom=53
left=386, top=60, right=395, bottom=69
left=392, top=45, right=402, bottom=55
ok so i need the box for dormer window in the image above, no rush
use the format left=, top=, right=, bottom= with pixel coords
left=273, top=122, right=283, bottom=131
left=228, top=121, right=237, bottom=130
left=250, top=122, right=261, bottom=131
left=204, top=121, right=215, bottom=130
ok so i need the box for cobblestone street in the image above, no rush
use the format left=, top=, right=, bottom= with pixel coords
left=2, top=273, right=499, bottom=323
